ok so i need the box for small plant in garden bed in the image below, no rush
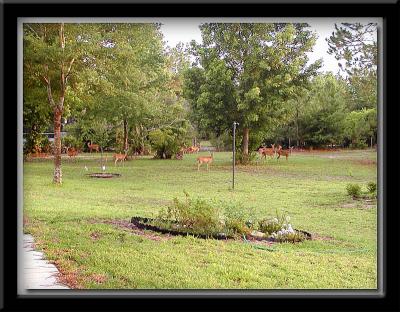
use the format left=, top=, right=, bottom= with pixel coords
left=258, top=211, right=307, bottom=243
left=346, top=182, right=377, bottom=200
left=366, top=181, right=377, bottom=198
left=346, top=183, right=362, bottom=199
left=155, top=191, right=223, bottom=237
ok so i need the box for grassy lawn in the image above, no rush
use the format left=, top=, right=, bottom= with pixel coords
left=23, top=149, right=377, bottom=289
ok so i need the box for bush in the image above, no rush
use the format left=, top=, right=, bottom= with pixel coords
left=366, top=181, right=377, bottom=194
left=259, top=211, right=306, bottom=243
left=223, top=207, right=253, bottom=237
left=258, top=218, right=282, bottom=235
left=209, top=131, right=232, bottom=152
left=235, top=150, right=258, bottom=165
left=157, top=191, right=224, bottom=237
left=271, top=230, right=306, bottom=243
left=62, top=135, right=82, bottom=150
left=40, top=137, right=53, bottom=153
left=24, top=134, right=52, bottom=154
left=149, top=129, right=183, bottom=159
left=346, top=183, right=362, bottom=198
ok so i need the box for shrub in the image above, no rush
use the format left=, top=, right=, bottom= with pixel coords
left=235, top=150, right=258, bottom=165
left=223, top=208, right=253, bottom=236
left=258, top=218, right=282, bottom=235
left=157, top=191, right=224, bottom=237
left=260, top=211, right=306, bottom=243
left=346, top=183, right=362, bottom=198
left=62, top=135, right=82, bottom=150
left=366, top=181, right=377, bottom=194
left=149, top=129, right=182, bottom=159
left=271, top=229, right=306, bottom=243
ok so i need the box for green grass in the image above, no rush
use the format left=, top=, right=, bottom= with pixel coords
left=23, top=149, right=377, bottom=289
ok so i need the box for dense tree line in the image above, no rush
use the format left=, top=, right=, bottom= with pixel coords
left=184, top=22, right=377, bottom=155
left=23, top=22, right=377, bottom=183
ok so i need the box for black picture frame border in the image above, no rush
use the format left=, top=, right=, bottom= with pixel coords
left=1, top=1, right=399, bottom=311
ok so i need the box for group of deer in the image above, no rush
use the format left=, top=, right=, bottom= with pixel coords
left=67, top=142, right=128, bottom=166
left=181, top=145, right=200, bottom=154
left=258, top=144, right=294, bottom=161
left=88, top=141, right=128, bottom=166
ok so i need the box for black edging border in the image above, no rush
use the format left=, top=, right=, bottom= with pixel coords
left=87, top=173, right=121, bottom=178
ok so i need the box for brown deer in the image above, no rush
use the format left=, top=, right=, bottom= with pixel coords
left=192, top=146, right=200, bottom=153
left=67, top=147, right=78, bottom=161
left=259, top=144, right=275, bottom=160
left=88, top=141, right=100, bottom=153
left=277, top=146, right=294, bottom=161
left=197, top=152, right=214, bottom=171
left=113, top=150, right=128, bottom=166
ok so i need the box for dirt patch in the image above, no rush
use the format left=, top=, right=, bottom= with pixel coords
left=342, top=202, right=358, bottom=209
left=353, top=159, right=376, bottom=166
left=312, top=233, right=334, bottom=241
left=91, top=273, right=107, bottom=284
left=101, top=219, right=174, bottom=241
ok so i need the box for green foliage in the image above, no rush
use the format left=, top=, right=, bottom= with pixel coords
left=346, top=183, right=362, bottom=198
left=258, top=218, right=282, bottom=235
left=157, top=191, right=224, bottom=237
left=299, top=74, right=348, bottom=147
left=343, top=108, right=376, bottom=148
left=235, top=149, right=258, bottom=165
left=366, top=182, right=377, bottom=194
left=148, top=129, right=177, bottom=159
left=327, top=23, right=377, bottom=111
left=209, top=131, right=232, bottom=151
left=258, top=211, right=306, bottom=243
left=223, top=205, right=254, bottom=236
left=149, top=127, right=188, bottom=159
left=184, top=23, right=321, bottom=160
left=272, top=230, right=307, bottom=243
left=62, top=135, right=82, bottom=150
left=327, top=23, right=377, bottom=76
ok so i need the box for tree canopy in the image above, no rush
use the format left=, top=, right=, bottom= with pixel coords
left=183, top=23, right=321, bottom=161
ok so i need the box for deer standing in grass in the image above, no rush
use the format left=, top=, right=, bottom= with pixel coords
left=113, top=150, right=128, bottom=166
left=197, top=152, right=214, bottom=171
left=277, top=145, right=294, bottom=161
left=67, top=147, right=78, bottom=161
left=259, top=144, right=276, bottom=160
left=87, top=141, right=100, bottom=153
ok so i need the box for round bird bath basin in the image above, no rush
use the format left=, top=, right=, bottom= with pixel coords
left=88, top=173, right=121, bottom=178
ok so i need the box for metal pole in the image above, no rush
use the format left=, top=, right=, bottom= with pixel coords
left=233, top=122, right=239, bottom=190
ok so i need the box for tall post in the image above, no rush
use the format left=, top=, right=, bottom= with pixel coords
left=232, top=121, right=239, bottom=190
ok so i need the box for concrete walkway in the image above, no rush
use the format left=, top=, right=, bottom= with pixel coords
left=23, top=234, right=70, bottom=289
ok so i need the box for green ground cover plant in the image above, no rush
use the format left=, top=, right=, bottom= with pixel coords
left=23, top=149, right=377, bottom=289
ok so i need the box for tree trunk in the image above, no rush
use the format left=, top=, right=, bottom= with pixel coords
left=123, top=118, right=128, bottom=152
left=53, top=107, right=63, bottom=184
left=242, top=127, right=249, bottom=162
